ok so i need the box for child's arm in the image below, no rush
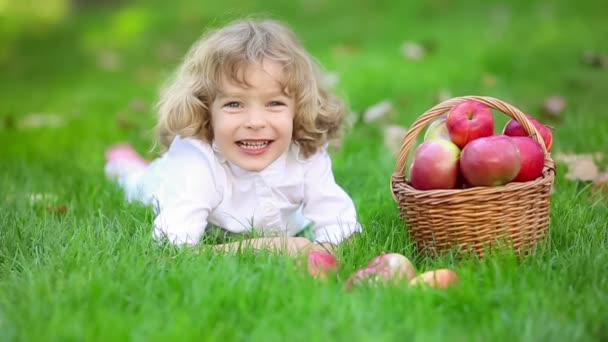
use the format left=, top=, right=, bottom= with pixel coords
left=307, top=241, right=337, bottom=254
left=152, top=138, right=222, bottom=246
left=302, top=148, right=362, bottom=247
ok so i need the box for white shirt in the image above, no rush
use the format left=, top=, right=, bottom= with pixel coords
left=125, top=136, right=362, bottom=246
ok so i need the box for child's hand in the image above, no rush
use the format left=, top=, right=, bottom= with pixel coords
left=307, top=242, right=336, bottom=255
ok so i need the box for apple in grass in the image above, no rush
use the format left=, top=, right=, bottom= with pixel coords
left=308, top=251, right=338, bottom=279
left=409, top=269, right=459, bottom=288
left=409, top=140, right=461, bottom=190
left=345, top=253, right=416, bottom=290
left=460, top=135, right=522, bottom=187
left=446, top=100, right=495, bottom=148
left=503, top=114, right=553, bottom=151
left=366, top=253, right=417, bottom=282
left=345, top=267, right=391, bottom=291
left=424, top=117, right=451, bottom=141
left=510, top=136, right=545, bottom=182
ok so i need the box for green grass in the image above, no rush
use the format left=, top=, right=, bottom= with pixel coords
left=1, top=0, right=608, bottom=340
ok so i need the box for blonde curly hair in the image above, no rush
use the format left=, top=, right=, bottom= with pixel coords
left=155, top=18, right=346, bottom=159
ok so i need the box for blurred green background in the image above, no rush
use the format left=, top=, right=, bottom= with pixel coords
left=2, top=0, right=606, bottom=162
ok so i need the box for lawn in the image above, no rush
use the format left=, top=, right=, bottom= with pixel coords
left=1, top=0, right=607, bottom=340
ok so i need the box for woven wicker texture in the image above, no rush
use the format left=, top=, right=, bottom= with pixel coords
left=390, top=96, right=556, bottom=257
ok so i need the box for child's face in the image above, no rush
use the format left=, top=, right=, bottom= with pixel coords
left=211, top=59, right=295, bottom=172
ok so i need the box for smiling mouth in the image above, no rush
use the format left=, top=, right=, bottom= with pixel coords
left=236, top=140, right=273, bottom=150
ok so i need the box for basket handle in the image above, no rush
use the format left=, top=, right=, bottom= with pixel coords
left=393, top=95, right=556, bottom=178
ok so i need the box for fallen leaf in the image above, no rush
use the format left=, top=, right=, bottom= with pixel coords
left=542, top=95, right=566, bottom=119
left=129, top=97, right=147, bottom=113
left=344, top=111, right=360, bottom=130
left=18, top=113, right=66, bottom=129
left=581, top=51, right=608, bottom=69
left=157, top=41, right=179, bottom=61
left=331, top=44, right=358, bottom=57
left=396, top=95, right=409, bottom=108
left=116, top=114, right=137, bottom=130
left=323, top=72, right=340, bottom=88
left=383, top=124, right=408, bottom=156
left=401, top=41, right=426, bottom=61
left=482, top=73, right=498, bottom=87
left=593, top=172, right=608, bottom=192
left=554, top=153, right=607, bottom=190
left=47, top=205, right=68, bottom=215
left=363, top=100, right=393, bottom=123
left=435, top=89, right=452, bottom=103
left=98, top=50, right=121, bottom=71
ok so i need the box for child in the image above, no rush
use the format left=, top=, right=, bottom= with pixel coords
left=105, top=18, right=362, bottom=255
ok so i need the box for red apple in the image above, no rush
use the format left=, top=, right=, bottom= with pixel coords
left=409, top=269, right=459, bottom=288
left=460, top=135, right=522, bottom=187
left=345, top=267, right=391, bottom=291
left=409, top=140, right=460, bottom=190
left=510, top=136, right=545, bottom=182
left=345, top=253, right=417, bottom=291
left=503, top=114, right=553, bottom=151
left=308, top=251, right=338, bottom=279
left=424, top=117, right=451, bottom=141
left=366, top=253, right=417, bottom=282
left=446, top=100, right=494, bottom=148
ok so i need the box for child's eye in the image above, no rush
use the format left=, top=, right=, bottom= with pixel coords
left=224, top=102, right=242, bottom=108
left=268, top=101, right=286, bottom=107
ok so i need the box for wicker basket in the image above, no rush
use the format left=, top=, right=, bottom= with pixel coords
left=390, top=96, right=556, bottom=257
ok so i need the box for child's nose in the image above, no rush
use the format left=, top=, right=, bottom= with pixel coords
left=244, top=109, right=267, bottom=129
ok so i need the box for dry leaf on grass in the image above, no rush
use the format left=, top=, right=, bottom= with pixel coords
left=482, top=73, right=498, bottom=87
left=435, top=89, right=452, bottom=103
left=116, top=114, right=137, bottom=130
left=323, top=72, right=340, bottom=88
left=542, top=95, right=566, bottom=119
left=129, top=97, right=147, bottom=113
left=331, top=44, right=358, bottom=57
left=383, top=124, right=408, bottom=156
left=401, top=41, right=426, bottom=61
left=98, top=50, right=121, bottom=71
left=581, top=51, right=608, bottom=69
left=47, top=205, right=68, bottom=215
left=22, top=193, right=68, bottom=214
left=18, top=114, right=66, bottom=129
left=344, top=111, right=360, bottom=130
left=554, top=152, right=608, bottom=191
left=363, top=100, right=393, bottom=123
left=594, top=172, right=608, bottom=192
